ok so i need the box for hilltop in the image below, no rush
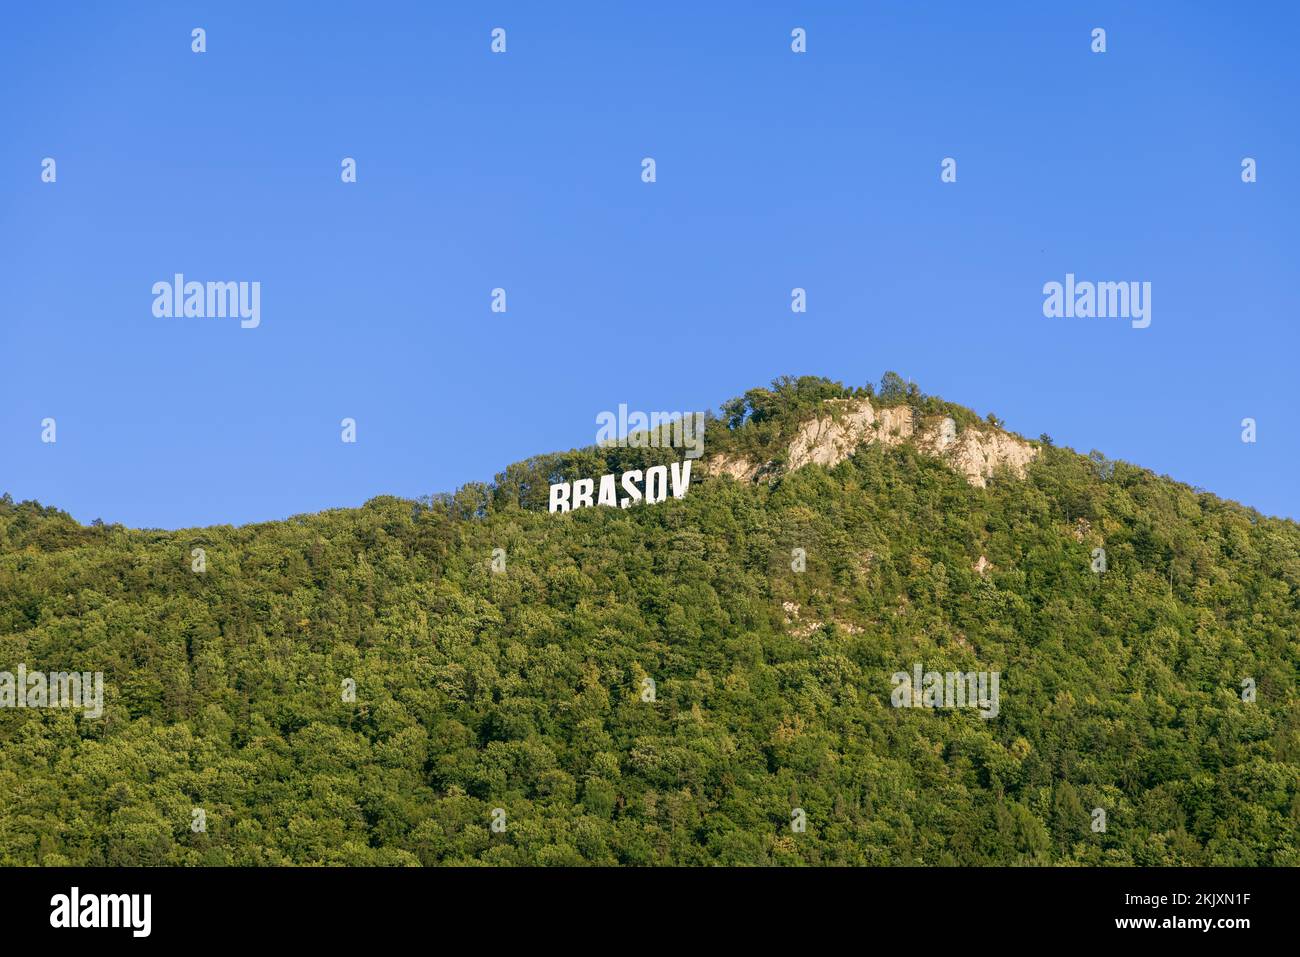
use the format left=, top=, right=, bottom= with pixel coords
left=1, top=374, right=1297, bottom=865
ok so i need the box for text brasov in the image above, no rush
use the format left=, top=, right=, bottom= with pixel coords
left=549, top=461, right=692, bottom=513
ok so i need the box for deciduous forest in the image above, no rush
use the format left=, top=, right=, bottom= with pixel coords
left=2, top=376, right=1297, bottom=865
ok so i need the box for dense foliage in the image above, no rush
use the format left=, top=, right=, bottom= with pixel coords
left=2, top=376, right=1298, bottom=865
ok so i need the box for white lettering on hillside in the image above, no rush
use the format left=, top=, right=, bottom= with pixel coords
left=549, top=461, right=692, bottom=513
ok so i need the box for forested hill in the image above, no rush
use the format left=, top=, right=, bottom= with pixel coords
left=2, top=375, right=1298, bottom=865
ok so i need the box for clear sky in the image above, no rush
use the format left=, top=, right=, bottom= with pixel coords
left=2, top=1, right=1297, bottom=529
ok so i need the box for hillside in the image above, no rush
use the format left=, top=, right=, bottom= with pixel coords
left=1, top=374, right=1298, bottom=865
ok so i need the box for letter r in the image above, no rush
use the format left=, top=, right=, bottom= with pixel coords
left=548, top=482, right=571, bottom=513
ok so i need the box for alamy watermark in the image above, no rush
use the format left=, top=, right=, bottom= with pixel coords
left=596, top=405, right=705, bottom=459
left=50, top=887, right=150, bottom=937
left=891, top=663, right=1000, bottom=719
left=152, top=274, right=261, bottom=329
left=1, top=665, right=103, bottom=718
left=1043, top=273, right=1150, bottom=329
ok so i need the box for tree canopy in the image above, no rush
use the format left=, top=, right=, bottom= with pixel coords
left=1, top=377, right=1297, bottom=866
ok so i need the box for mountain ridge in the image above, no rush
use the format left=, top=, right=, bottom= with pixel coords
left=5, top=373, right=1276, bottom=533
left=1, top=373, right=1297, bottom=866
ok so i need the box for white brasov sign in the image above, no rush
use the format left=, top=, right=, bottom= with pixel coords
left=549, top=462, right=692, bottom=513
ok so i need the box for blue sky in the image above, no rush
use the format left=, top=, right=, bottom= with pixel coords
left=2, top=1, right=1297, bottom=529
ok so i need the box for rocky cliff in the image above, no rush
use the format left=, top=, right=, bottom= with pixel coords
left=704, top=397, right=1038, bottom=488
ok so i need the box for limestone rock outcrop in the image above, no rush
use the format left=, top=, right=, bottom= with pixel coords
left=703, top=399, right=1038, bottom=489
